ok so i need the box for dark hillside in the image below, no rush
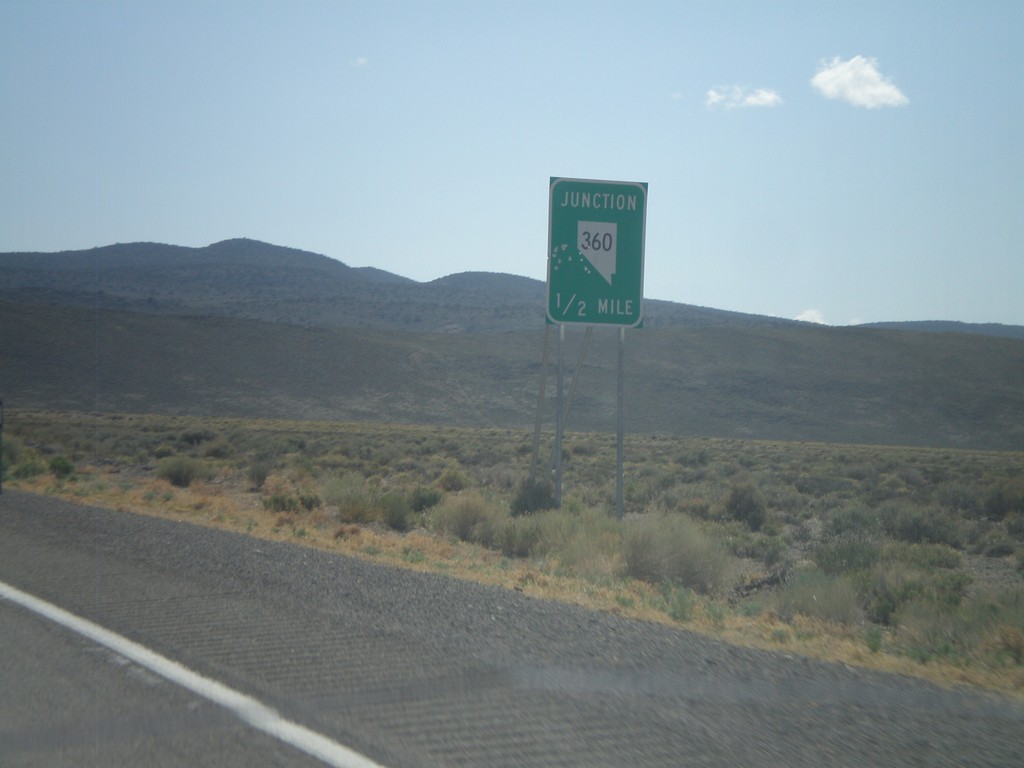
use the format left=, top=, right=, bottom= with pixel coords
left=859, top=320, right=1024, bottom=341
left=3, top=300, right=1022, bottom=449
left=3, top=240, right=1020, bottom=338
left=0, top=239, right=801, bottom=333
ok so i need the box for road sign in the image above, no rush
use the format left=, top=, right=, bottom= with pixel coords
left=547, top=177, right=647, bottom=327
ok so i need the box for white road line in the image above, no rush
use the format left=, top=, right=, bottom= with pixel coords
left=0, top=580, right=388, bottom=768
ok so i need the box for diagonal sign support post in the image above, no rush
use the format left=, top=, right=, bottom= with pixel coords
left=547, top=178, right=647, bottom=519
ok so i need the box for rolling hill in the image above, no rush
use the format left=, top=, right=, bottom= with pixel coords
left=2, top=239, right=1022, bottom=449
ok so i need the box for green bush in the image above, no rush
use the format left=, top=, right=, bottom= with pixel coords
left=511, top=477, right=556, bottom=516
left=656, top=582, right=697, bottom=622
left=381, top=492, right=413, bottom=532
left=858, top=562, right=972, bottom=626
left=896, top=599, right=988, bottom=665
left=298, top=492, right=321, bottom=511
left=157, top=456, right=210, bottom=488
left=410, top=485, right=442, bottom=512
left=815, top=539, right=882, bottom=575
left=725, top=483, right=766, bottom=531
left=263, top=493, right=299, bottom=513
left=886, top=542, right=962, bottom=570
left=857, top=563, right=926, bottom=625
left=431, top=492, right=504, bottom=547
left=827, top=504, right=881, bottom=538
left=500, top=518, right=543, bottom=558
left=48, top=455, right=75, bottom=479
left=438, top=467, right=467, bottom=492
left=985, top=484, right=1024, bottom=521
left=622, top=514, right=735, bottom=595
left=247, top=461, right=271, bottom=490
left=180, top=429, right=215, bottom=447
left=880, top=501, right=961, bottom=548
left=771, top=570, right=863, bottom=626
left=2, top=434, right=23, bottom=467
left=323, top=474, right=380, bottom=524
left=202, top=438, right=233, bottom=459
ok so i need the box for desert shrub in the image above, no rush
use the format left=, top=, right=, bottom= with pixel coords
left=895, top=588, right=1010, bottom=665
left=937, top=573, right=972, bottom=612
left=965, top=589, right=1024, bottom=664
left=157, top=456, right=210, bottom=488
left=935, top=482, right=983, bottom=517
left=180, top=429, right=216, bottom=447
left=654, top=582, right=697, bottom=622
left=263, top=493, right=299, bottom=513
left=500, top=518, right=543, bottom=558
left=622, top=514, right=735, bottom=595
left=438, top=467, right=467, bottom=492
left=897, top=600, right=971, bottom=664
left=523, top=508, right=623, bottom=580
left=726, top=527, right=788, bottom=568
left=674, top=448, right=709, bottom=467
left=826, top=504, right=881, bottom=538
left=48, top=455, right=75, bottom=479
left=858, top=562, right=972, bottom=626
left=985, top=484, right=1024, bottom=521
left=12, top=452, right=45, bottom=479
left=794, top=473, right=856, bottom=498
left=880, top=501, right=961, bottom=548
left=431, top=492, right=504, bottom=547
left=511, top=477, right=556, bottom=516
left=321, top=474, right=381, bottom=524
left=202, top=438, right=233, bottom=459
left=857, top=563, right=927, bottom=625
left=982, top=539, right=1016, bottom=558
left=815, top=540, right=882, bottom=575
left=724, top=483, right=766, bottom=531
left=381, top=492, right=413, bottom=532
left=1, top=434, right=22, bottom=466
left=886, top=542, right=962, bottom=570
left=298, top=491, right=321, bottom=511
left=771, top=570, right=863, bottom=626
left=410, top=485, right=442, bottom=512
left=247, top=461, right=271, bottom=490
left=153, top=443, right=176, bottom=459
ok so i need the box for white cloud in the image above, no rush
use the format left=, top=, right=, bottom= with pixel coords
left=811, top=56, right=908, bottom=108
left=705, top=88, right=727, bottom=108
left=352, top=56, right=369, bottom=68
left=706, top=85, right=782, bottom=109
left=795, top=308, right=827, bottom=324
left=669, top=91, right=684, bottom=101
left=744, top=88, right=783, bottom=108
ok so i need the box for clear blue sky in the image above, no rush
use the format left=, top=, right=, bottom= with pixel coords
left=2, top=1, right=1021, bottom=326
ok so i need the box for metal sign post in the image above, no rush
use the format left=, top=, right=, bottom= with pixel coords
left=616, top=328, right=625, bottom=520
left=0, top=399, right=5, bottom=495
left=554, top=325, right=565, bottom=505
left=546, top=178, right=646, bottom=518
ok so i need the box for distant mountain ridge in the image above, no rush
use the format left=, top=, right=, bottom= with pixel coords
left=0, top=238, right=824, bottom=333
left=3, top=238, right=1019, bottom=337
left=3, top=239, right=1022, bottom=449
left=857, top=320, right=1024, bottom=341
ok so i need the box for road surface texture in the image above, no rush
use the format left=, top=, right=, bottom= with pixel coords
left=2, top=490, right=1021, bottom=767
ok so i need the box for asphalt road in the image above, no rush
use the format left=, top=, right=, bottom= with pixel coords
left=1, top=490, right=1021, bottom=767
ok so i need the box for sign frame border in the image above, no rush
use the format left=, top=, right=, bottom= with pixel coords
left=546, top=176, right=648, bottom=328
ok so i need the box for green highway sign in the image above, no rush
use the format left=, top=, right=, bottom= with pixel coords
left=547, top=177, right=647, bottom=327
